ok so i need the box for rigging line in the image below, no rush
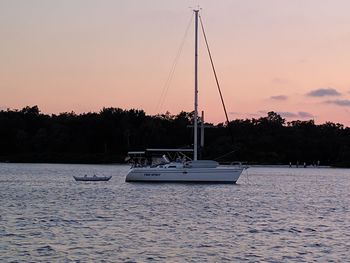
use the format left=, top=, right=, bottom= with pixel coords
left=213, top=148, right=238, bottom=161
left=198, top=14, right=230, bottom=126
left=158, top=13, right=193, bottom=112
left=199, top=14, right=235, bottom=145
left=154, top=13, right=194, bottom=114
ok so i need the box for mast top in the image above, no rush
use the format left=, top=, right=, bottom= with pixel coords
left=191, top=5, right=201, bottom=13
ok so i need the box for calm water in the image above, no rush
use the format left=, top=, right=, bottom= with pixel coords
left=1, top=163, right=350, bottom=262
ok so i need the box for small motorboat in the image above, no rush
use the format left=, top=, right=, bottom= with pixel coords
left=73, top=174, right=112, bottom=182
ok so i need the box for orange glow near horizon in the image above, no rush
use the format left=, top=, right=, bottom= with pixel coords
left=2, top=1, right=350, bottom=125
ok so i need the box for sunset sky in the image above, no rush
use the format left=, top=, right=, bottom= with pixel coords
left=2, top=0, right=350, bottom=125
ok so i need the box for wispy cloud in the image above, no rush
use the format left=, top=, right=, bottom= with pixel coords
left=325, top=99, right=350, bottom=106
left=298, top=111, right=314, bottom=118
left=307, top=88, right=341, bottom=97
left=271, top=78, right=289, bottom=85
left=278, top=111, right=314, bottom=119
left=270, top=95, right=288, bottom=101
left=229, top=110, right=313, bottom=119
left=278, top=112, right=297, bottom=118
left=229, top=111, right=262, bottom=118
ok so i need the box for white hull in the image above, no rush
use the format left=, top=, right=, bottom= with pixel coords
left=126, top=166, right=244, bottom=184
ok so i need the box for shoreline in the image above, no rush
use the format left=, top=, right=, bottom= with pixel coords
left=0, top=161, right=336, bottom=168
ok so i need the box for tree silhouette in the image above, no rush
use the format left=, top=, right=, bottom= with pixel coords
left=0, top=106, right=349, bottom=166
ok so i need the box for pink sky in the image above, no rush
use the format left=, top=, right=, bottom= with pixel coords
left=2, top=0, right=350, bottom=125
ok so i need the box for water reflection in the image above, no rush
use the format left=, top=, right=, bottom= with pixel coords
left=1, top=164, right=350, bottom=261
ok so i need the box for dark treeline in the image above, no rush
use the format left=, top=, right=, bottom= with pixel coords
left=1, top=105, right=350, bottom=167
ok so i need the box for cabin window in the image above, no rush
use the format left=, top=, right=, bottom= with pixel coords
left=168, top=166, right=176, bottom=168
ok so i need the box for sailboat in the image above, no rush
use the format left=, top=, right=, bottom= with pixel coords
left=125, top=9, right=245, bottom=183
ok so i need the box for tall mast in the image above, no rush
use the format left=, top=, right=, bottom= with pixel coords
left=193, top=9, right=199, bottom=161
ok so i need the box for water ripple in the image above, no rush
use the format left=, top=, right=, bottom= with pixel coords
left=1, top=164, right=350, bottom=262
